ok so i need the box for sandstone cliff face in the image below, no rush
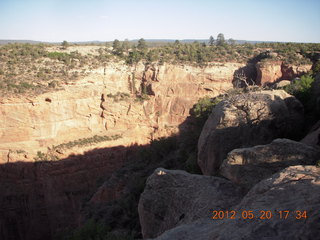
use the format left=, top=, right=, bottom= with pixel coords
left=256, top=60, right=283, bottom=85
left=255, top=60, right=311, bottom=85
left=0, top=62, right=242, bottom=162
left=281, top=62, right=312, bottom=80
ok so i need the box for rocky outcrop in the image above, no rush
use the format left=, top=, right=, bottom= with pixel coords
left=219, top=138, right=320, bottom=189
left=255, top=61, right=311, bottom=86
left=138, top=168, right=243, bottom=239
left=281, top=62, right=312, bottom=80
left=0, top=62, right=243, bottom=162
left=197, top=90, right=304, bottom=176
left=151, top=165, right=320, bottom=240
left=256, top=60, right=282, bottom=85
left=273, top=79, right=291, bottom=88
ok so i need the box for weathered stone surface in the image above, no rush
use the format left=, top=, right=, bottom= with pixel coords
left=256, top=61, right=282, bottom=85
left=255, top=61, right=311, bottom=86
left=273, top=80, right=291, bottom=88
left=152, top=165, right=320, bottom=240
left=220, top=138, right=320, bottom=189
left=281, top=62, right=312, bottom=80
left=198, top=90, right=304, bottom=176
left=138, top=168, right=243, bottom=239
left=301, top=120, right=320, bottom=147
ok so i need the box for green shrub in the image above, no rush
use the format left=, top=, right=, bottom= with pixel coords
left=190, top=96, right=221, bottom=119
left=53, top=134, right=122, bottom=150
left=284, top=74, right=314, bottom=105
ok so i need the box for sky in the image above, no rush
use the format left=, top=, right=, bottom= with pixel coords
left=0, top=0, right=319, bottom=43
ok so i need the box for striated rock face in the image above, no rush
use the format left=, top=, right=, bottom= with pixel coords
left=0, top=62, right=243, bottom=162
left=152, top=165, right=320, bottom=240
left=138, top=168, right=243, bottom=239
left=197, top=90, right=304, bottom=176
left=220, top=138, right=320, bottom=189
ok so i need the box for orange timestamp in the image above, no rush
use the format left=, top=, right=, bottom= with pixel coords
left=211, top=210, right=307, bottom=220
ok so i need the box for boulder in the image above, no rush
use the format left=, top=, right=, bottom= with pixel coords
left=153, top=165, right=320, bottom=240
left=220, top=138, right=320, bottom=189
left=273, top=80, right=291, bottom=88
left=198, top=90, right=304, bottom=176
left=138, top=168, right=243, bottom=239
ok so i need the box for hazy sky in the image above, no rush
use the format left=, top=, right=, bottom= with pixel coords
left=0, top=0, right=319, bottom=43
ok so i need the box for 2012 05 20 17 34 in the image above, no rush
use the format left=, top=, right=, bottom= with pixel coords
left=211, top=210, right=308, bottom=220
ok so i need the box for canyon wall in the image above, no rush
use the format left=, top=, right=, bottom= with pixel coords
left=0, top=62, right=242, bottom=162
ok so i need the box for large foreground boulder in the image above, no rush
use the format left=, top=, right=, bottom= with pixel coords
left=220, top=138, right=320, bottom=189
left=138, top=168, right=243, bottom=239
left=198, top=90, right=304, bottom=175
left=153, top=165, right=320, bottom=240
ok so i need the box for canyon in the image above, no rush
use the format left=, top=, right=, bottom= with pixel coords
left=0, top=56, right=312, bottom=240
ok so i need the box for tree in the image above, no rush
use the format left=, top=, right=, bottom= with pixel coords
left=209, top=36, right=215, bottom=46
left=216, top=33, right=226, bottom=46
left=61, top=40, right=69, bottom=49
left=122, top=39, right=130, bottom=52
left=112, top=39, right=123, bottom=56
left=174, top=40, right=181, bottom=45
left=126, top=48, right=142, bottom=65
left=112, top=39, right=121, bottom=50
left=137, top=38, right=147, bottom=50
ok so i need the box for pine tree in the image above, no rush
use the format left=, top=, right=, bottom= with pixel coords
left=216, top=33, right=225, bottom=46
left=209, top=36, right=215, bottom=46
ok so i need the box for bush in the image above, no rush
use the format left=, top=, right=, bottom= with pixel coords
left=53, top=134, right=122, bottom=150
left=284, top=74, right=314, bottom=105
left=190, top=96, right=221, bottom=120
